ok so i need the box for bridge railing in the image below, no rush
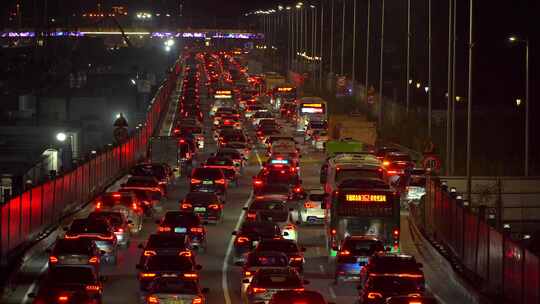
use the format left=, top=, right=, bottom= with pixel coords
left=410, top=177, right=540, bottom=303
left=0, top=60, right=182, bottom=266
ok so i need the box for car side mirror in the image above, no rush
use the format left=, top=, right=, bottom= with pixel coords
left=27, top=293, right=36, bottom=298
left=301, top=247, right=307, bottom=252
left=138, top=243, right=144, bottom=249
left=417, top=262, right=423, bottom=268
left=242, top=207, right=248, bottom=211
left=100, top=276, right=107, bottom=282
left=100, top=250, right=106, bottom=255
left=332, top=246, right=339, bottom=251
left=283, top=232, right=289, bottom=236
left=127, top=220, right=133, bottom=224
left=242, top=279, right=250, bottom=284
left=232, top=231, right=237, bottom=235
left=196, top=264, right=203, bottom=270
left=202, top=288, right=210, bottom=294
left=135, top=264, right=141, bottom=270
left=303, top=279, right=310, bottom=285
left=155, top=220, right=161, bottom=224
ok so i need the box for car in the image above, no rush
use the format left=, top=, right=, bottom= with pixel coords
left=47, top=238, right=103, bottom=272
left=375, top=147, right=402, bottom=160
left=203, top=156, right=239, bottom=186
left=232, top=221, right=283, bottom=265
left=130, top=163, right=171, bottom=188
left=358, top=272, right=426, bottom=303
left=138, top=233, right=194, bottom=265
left=120, top=188, right=160, bottom=217
left=177, top=125, right=205, bottom=149
left=246, top=105, right=267, bottom=119
left=240, top=251, right=290, bottom=295
left=244, top=198, right=290, bottom=221
left=64, top=218, right=118, bottom=264
left=29, top=266, right=104, bottom=304
left=87, top=211, right=132, bottom=247
left=382, top=152, right=415, bottom=177
left=256, top=209, right=298, bottom=241
left=136, top=254, right=202, bottom=291
left=297, top=190, right=326, bottom=225
left=257, top=127, right=282, bottom=144
left=265, top=136, right=296, bottom=149
left=359, top=253, right=425, bottom=289
left=269, top=290, right=335, bottom=304
left=93, top=191, right=143, bottom=233
left=215, top=148, right=247, bottom=169
left=144, top=276, right=209, bottom=304
left=121, top=176, right=165, bottom=197
left=334, top=236, right=385, bottom=282
left=156, top=211, right=207, bottom=251
left=190, top=167, right=227, bottom=195
left=180, top=192, right=224, bottom=223
left=252, top=110, right=274, bottom=127
left=222, top=142, right=251, bottom=161
left=243, top=268, right=308, bottom=304
left=385, top=295, right=439, bottom=304
left=309, top=129, right=329, bottom=151
left=254, top=239, right=306, bottom=272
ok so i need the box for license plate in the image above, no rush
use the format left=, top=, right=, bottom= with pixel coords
left=174, top=227, right=187, bottom=233
left=203, top=180, right=213, bottom=185
left=194, top=207, right=206, bottom=213
left=161, top=273, right=178, bottom=277
left=357, top=257, right=369, bottom=263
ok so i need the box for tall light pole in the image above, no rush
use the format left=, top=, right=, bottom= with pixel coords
left=319, top=2, right=324, bottom=90
left=509, top=35, right=530, bottom=176
left=351, top=0, right=357, bottom=87
left=451, top=0, right=457, bottom=175
left=311, top=5, right=316, bottom=85
left=340, top=0, right=346, bottom=75
left=365, top=0, right=371, bottom=104
left=466, top=0, right=474, bottom=200
left=446, top=0, right=454, bottom=176
left=288, top=7, right=292, bottom=71
left=427, top=0, right=432, bottom=138
left=330, top=0, right=335, bottom=76
left=406, top=0, right=411, bottom=114
left=378, top=0, right=386, bottom=129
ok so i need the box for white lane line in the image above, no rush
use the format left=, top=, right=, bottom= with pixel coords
left=222, top=148, right=261, bottom=304
left=23, top=261, right=49, bottom=302
left=319, top=264, right=325, bottom=274
left=328, top=286, right=337, bottom=299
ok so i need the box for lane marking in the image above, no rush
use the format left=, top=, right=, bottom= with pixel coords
left=328, top=286, right=337, bottom=299
left=222, top=148, right=261, bottom=304
left=23, top=261, right=49, bottom=302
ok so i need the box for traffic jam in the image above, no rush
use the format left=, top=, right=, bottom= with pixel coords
left=24, top=49, right=437, bottom=304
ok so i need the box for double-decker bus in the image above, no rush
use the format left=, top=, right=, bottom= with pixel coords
left=323, top=178, right=401, bottom=257
left=296, top=97, right=327, bottom=132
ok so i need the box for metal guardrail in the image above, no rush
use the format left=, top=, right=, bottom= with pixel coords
left=410, top=177, right=540, bottom=303
left=0, top=60, right=182, bottom=266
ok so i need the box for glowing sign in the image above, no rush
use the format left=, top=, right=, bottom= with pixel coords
left=277, top=87, right=294, bottom=92
left=345, top=194, right=387, bottom=202
left=214, top=90, right=233, bottom=99
left=301, top=108, right=324, bottom=114
left=215, top=90, right=232, bottom=95
left=302, top=103, right=322, bottom=108
left=271, top=159, right=289, bottom=164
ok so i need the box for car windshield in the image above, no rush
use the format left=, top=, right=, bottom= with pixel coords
left=217, top=150, right=242, bottom=159
left=247, top=253, right=289, bottom=267
left=125, top=177, right=159, bottom=187
left=131, top=165, right=167, bottom=179
left=257, top=211, right=289, bottom=223
left=185, top=192, right=218, bottom=204
left=53, top=239, right=92, bottom=255
left=250, top=200, right=286, bottom=211
left=49, top=267, right=96, bottom=285
left=240, top=223, right=279, bottom=238
left=256, top=273, right=302, bottom=289
left=100, top=194, right=133, bottom=206
left=146, top=255, right=193, bottom=271
left=259, top=184, right=290, bottom=195
left=147, top=234, right=187, bottom=248
left=371, top=276, right=424, bottom=293
left=150, top=278, right=199, bottom=294
left=336, top=169, right=383, bottom=183
left=192, top=168, right=224, bottom=180
left=372, top=257, right=421, bottom=273
left=342, top=239, right=384, bottom=256
left=69, top=220, right=109, bottom=234
left=254, top=111, right=273, bottom=118
left=163, top=212, right=201, bottom=226
left=88, top=212, right=123, bottom=226
left=257, top=241, right=298, bottom=253
left=206, top=158, right=234, bottom=166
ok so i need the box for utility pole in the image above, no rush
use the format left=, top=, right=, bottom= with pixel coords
left=446, top=0, right=454, bottom=176
left=365, top=0, right=371, bottom=103
left=378, top=0, right=385, bottom=129
left=466, top=0, right=474, bottom=201
left=428, top=0, right=433, bottom=138
left=320, top=2, right=325, bottom=90
left=340, top=0, right=346, bottom=75
left=330, top=0, right=335, bottom=76
left=406, top=0, right=411, bottom=114
left=451, top=0, right=457, bottom=175
left=351, top=0, right=357, bottom=87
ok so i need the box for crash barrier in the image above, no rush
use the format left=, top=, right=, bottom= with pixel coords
left=0, top=60, right=182, bottom=266
left=410, top=177, right=540, bottom=303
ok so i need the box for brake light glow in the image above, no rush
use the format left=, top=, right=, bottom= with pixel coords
left=141, top=273, right=157, bottom=278
left=367, top=292, right=383, bottom=299
left=208, top=204, right=220, bottom=210
left=58, top=296, right=69, bottom=302
left=132, top=202, right=139, bottom=211
left=215, top=179, right=226, bottom=185
left=147, top=296, right=159, bottom=304
left=181, top=203, right=193, bottom=209
left=179, top=251, right=192, bottom=257
left=96, top=202, right=102, bottom=209
left=49, top=256, right=58, bottom=264
left=85, top=285, right=100, bottom=291
left=89, top=256, right=99, bottom=264
left=283, top=225, right=295, bottom=230
left=253, top=179, right=263, bottom=186
left=183, top=272, right=198, bottom=279
left=243, top=271, right=252, bottom=276
left=293, top=288, right=305, bottom=292
left=190, top=227, right=204, bottom=233
left=191, top=178, right=202, bottom=184
left=293, top=186, right=302, bottom=193
left=304, top=202, right=315, bottom=208
left=112, top=193, right=122, bottom=198
left=393, top=228, right=400, bottom=239
left=383, top=161, right=390, bottom=166
left=144, top=250, right=157, bottom=256
left=116, top=228, right=124, bottom=233
left=236, top=236, right=249, bottom=244
left=158, top=226, right=171, bottom=232
left=331, top=229, right=337, bottom=235
left=252, top=287, right=267, bottom=293
left=290, top=257, right=303, bottom=262
left=338, top=250, right=351, bottom=256
left=192, top=297, right=203, bottom=304
left=246, top=212, right=256, bottom=220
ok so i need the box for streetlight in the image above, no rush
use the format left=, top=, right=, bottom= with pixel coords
left=56, top=132, right=67, bottom=142
left=516, top=98, right=522, bottom=107
left=508, top=35, right=530, bottom=176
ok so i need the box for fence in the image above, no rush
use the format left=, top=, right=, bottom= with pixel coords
left=0, top=60, right=182, bottom=266
left=410, top=177, right=540, bottom=303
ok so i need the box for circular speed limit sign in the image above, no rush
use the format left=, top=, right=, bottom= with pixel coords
left=422, top=155, right=442, bottom=172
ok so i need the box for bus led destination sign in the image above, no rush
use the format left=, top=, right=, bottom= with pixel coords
left=345, top=194, right=387, bottom=202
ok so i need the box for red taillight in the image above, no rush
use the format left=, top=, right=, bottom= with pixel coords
left=290, top=257, right=303, bottom=262
left=367, top=292, right=383, bottom=299
left=215, top=179, right=226, bottom=185
left=191, top=178, right=202, bottom=184
left=89, top=256, right=99, bottom=264
left=144, top=250, right=157, bottom=256
left=208, top=204, right=220, bottom=210
left=253, top=179, right=263, bottom=186
left=192, top=297, right=203, bottom=304
left=190, top=227, right=204, bottom=234
left=338, top=250, right=351, bottom=256
left=293, top=288, right=305, bottom=292
left=158, top=226, right=171, bottom=232
left=393, top=228, right=400, bottom=239
left=181, top=203, right=193, bottom=209
left=147, top=295, right=159, bottom=304
left=85, top=285, right=100, bottom=292
left=251, top=287, right=267, bottom=293
left=246, top=212, right=256, bottom=220
left=116, top=228, right=124, bottom=233
left=293, top=186, right=302, bottom=193
left=132, top=202, right=139, bottom=211
left=58, top=295, right=69, bottom=302
left=184, top=272, right=198, bottom=279
left=140, top=272, right=157, bottom=278
left=331, top=229, right=337, bottom=235
left=95, top=201, right=101, bottom=209
left=243, top=270, right=253, bottom=276
left=49, top=256, right=58, bottom=264
left=179, top=251, right=192, bottom=257
left=304, top=202, right=315, bottom=208
left=112, top=193, right=122, bottom=198
left=236, top=236, right=249, bottom=244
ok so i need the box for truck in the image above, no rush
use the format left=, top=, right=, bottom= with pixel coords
left=264, top=72, right=286, bottom=93
left=328, top=114, right=377, bottom=146
left=325, top=139, right=364, bottom=157
left=148, top=136, right=180, bottom=173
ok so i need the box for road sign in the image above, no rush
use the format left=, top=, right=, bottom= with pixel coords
left=422, top=155, right=442, bottom=172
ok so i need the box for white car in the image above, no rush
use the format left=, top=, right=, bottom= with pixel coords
left=298, top=190, right=326, bottom=225
left=252, top=111, right=274, bottom=127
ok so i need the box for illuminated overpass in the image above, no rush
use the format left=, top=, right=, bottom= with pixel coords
left=0, top=28, right=264, bottom=39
